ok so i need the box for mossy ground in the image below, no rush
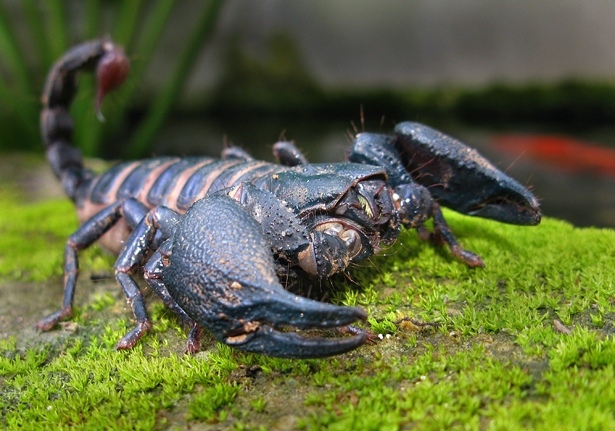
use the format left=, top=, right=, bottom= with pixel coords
left=1, top=156, right=614, bottom=430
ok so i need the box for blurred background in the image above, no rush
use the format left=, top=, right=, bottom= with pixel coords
left=0, top=0, right=614, bottom=227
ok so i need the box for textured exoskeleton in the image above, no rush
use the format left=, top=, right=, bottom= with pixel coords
left=37, top=39, right=541, bottom=358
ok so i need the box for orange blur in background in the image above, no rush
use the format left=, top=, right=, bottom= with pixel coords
left=492, top=135, right=615, bottom=176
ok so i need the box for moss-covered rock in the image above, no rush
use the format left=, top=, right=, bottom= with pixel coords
left=1, top=155, right=614, bottom=430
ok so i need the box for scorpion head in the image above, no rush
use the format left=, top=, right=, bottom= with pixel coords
left=296, top=177, right=402, bottom=278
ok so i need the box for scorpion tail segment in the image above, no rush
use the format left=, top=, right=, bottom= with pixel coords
left=42, top=39, right=128, bottom=200
left=164, top=194, right=367, bottom=358
left=393, top=122, right=541, bottom=226
left=42, top=39, right=125, bottom=114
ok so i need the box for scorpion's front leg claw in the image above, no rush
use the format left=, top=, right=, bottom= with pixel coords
left=218, top=293, right=369, bottom=358
left=164, top=193, right=368, bottom=358
left=233, top=326, right=368, bottom=358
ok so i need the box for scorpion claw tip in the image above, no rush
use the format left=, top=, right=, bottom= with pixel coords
left=227, top=325, right=368, bottom=359
left=208, top=289, right=369, bottom=358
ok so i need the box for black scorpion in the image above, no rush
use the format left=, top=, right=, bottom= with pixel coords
left=37, top=39, right=541, bottom=358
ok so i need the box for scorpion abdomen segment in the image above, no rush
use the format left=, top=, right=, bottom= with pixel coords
left=172, top=159, right=274, bottom=210
left=116, top=157, right=177, bottom=201
left=175, top=159, right=242, bottom=209
left=84, top=158, right=280, bottom=214
left=179, top=160, right=273, bottom=208
left=147, top=157, right=206, bottom=206
left=89, top=162, right=139, bottom=204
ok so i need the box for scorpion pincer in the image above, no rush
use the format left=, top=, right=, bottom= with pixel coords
left=37, top=39, right=541, bottom=358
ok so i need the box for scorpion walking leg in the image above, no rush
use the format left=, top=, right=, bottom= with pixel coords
left=113, top=206, right=182, bottom=349
left=37, top=200, right=128, bottom=331
left=429, top=203, right=484, bottom=267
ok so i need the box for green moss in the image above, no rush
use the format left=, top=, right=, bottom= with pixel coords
left=0, top=335, right=238, bottom=429
left=0, top=190, right=114, bottom=281
left=1, top=183, right=614, bottom=429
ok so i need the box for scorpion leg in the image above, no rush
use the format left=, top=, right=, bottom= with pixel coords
left=113, top=206, right=184, bottom=349
left=273, top=141, right=308, bottom=166
left=392, top=183, right=484, bottom=267
left=427, top=202, right=483, bottom=267
left=37, top=199, right=141, bottom=331
left=163, top=192, right=367, bottom=358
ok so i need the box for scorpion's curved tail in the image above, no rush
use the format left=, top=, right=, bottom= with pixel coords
left=41, top=39, right=129, bottom=201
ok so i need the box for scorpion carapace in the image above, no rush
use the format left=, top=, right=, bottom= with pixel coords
left=37, top=39, right=541, bottom=358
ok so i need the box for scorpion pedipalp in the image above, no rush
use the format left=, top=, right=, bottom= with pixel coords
left=392, top=122, right=542, bottom=225
left=160, top=193, right=368, bottom=358
left=225, top=325, right=367, bottom=358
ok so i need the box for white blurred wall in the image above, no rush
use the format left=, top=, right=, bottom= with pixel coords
left=180, top=0, right=615, bottom=88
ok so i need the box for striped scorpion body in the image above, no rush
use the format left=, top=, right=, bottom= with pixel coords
left=37, top=39, right=541, bottom=358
